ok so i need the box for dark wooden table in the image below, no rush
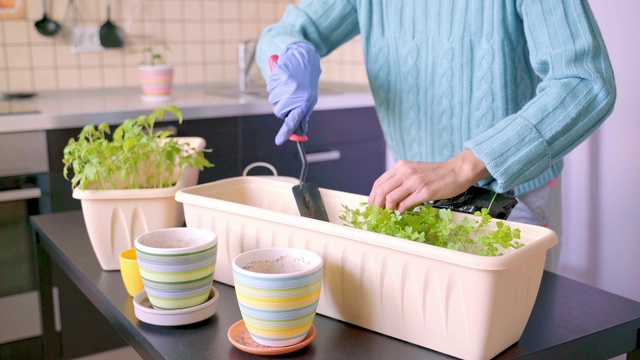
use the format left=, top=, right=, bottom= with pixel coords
left=32, top=211, right=640, bottom=359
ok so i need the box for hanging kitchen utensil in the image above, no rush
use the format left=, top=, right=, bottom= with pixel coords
left=125, top=0, right=151, bottom=47
left=62, top=0, right=81, bottom=42
left=64, top=0, right=102, bottom=53
left=99, top=0, right=124, bottom=48
left=35, top=0, right=61, bottom=36
left=269, top=55, right=329, bottom=222
left=62, top=0, right=77, bottom=38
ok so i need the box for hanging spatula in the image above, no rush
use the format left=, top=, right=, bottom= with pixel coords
left=99, top=0, right=124, bottom=48
left=269, top=55, right=329, bottom=222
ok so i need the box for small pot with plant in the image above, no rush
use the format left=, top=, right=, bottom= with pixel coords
left=138, top=45, right=174, bottom=100
left=63, top=105, right=213, bottom=270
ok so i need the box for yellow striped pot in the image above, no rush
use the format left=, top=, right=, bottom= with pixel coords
left=232, top=247, right=323, bottom=347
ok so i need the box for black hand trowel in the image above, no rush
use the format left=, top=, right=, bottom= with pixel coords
left=269, top=55, right=329, bottom=222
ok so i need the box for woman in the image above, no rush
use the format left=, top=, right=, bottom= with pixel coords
left=256, top=0, right=616, bottom=271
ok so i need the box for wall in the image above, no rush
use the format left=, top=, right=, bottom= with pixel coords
left=557, top=0, right=640, bottom=302
left=0, top=0, right=367, bottom=93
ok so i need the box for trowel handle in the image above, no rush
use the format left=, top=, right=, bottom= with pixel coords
left=268, top=54, right=309, bottom=142
left=268, top=54, right=278, bottom=72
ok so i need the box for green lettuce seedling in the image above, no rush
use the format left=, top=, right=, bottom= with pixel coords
left=340, top=203, right=523, bottom=256
left=62, top=105, right=213, bottom=191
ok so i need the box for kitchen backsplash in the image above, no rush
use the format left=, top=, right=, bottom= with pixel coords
left=0, top=0, right=368, bottom=93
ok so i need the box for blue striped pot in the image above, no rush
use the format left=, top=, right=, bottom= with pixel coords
left=134, top=227, right=217, bottom=310
left=232, top=247, right=323, bottom=347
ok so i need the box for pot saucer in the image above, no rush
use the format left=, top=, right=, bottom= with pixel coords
left=227, top=320, right=316, bottom=355
left=141, top=94, right=172, bottom=102
left=133, top=286, right=219, bottom=326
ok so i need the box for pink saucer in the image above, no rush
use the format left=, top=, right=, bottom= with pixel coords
left=227, top=320, right=316, bottom=355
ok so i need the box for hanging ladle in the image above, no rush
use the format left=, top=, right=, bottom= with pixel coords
left=99, top=0, right=125, bottom=48
left=35, top=0, right=61, bottom=36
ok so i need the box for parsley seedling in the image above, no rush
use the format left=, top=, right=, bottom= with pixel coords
left=62, top=105, right=213, bottom=191
left=340, top=203, right=523, bottom=256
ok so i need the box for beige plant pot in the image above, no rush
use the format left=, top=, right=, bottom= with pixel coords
left=175, top=176, right=558, bottom=360
left=73, top=137, right=205, bottom=271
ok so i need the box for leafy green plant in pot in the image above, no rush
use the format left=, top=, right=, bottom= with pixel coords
left=137, top=44, right=174, bottom=100
left=340, top=202, right=523, bottom=256
left=63, top=105, right=214, bottom=270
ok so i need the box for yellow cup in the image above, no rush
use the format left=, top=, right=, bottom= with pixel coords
left=119, top=248, right=144, bottom=297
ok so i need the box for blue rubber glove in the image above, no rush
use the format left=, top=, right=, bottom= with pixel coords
left=267, top=43, right=321, bottom=145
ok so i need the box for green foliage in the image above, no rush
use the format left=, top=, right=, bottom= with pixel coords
left=339, top=203, right=524, bottom=256
left=62, top=105, right=213, bottom=191
left=140, top=44, right=168, bottom=66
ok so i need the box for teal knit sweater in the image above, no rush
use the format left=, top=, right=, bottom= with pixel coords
left=256, top=0, right=616, bottom=195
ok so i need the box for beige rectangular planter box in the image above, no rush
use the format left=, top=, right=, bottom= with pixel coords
left=175, top=176, right=558, bottom=360
left=73, top=137, right=205, bottom=271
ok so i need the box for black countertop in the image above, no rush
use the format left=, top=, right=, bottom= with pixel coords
left=31, top=211, right=640, bottom=359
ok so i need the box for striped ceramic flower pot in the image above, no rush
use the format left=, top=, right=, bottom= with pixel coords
left=135, top=227, right=217, bottom=310
left=232, top=247, right=323, bottom=347
left=138, top=65, right=174, bottom=97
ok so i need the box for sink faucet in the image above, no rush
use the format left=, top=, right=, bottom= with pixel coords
left=238, top=40, right=256, bottom=92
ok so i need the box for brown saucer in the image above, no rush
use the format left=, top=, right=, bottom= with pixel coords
left=227, top=320, right=316, bottom=355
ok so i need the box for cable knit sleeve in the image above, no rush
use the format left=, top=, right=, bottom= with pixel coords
left=464, top=0, right=616, bottom=193
left=256, top=0, right=360, bottom=82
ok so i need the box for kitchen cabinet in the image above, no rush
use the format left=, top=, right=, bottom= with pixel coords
left=241, top=107, right=385, bottom=195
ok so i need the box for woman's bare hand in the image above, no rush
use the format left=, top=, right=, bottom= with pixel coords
left=368, top=149, right=490, bottom=213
